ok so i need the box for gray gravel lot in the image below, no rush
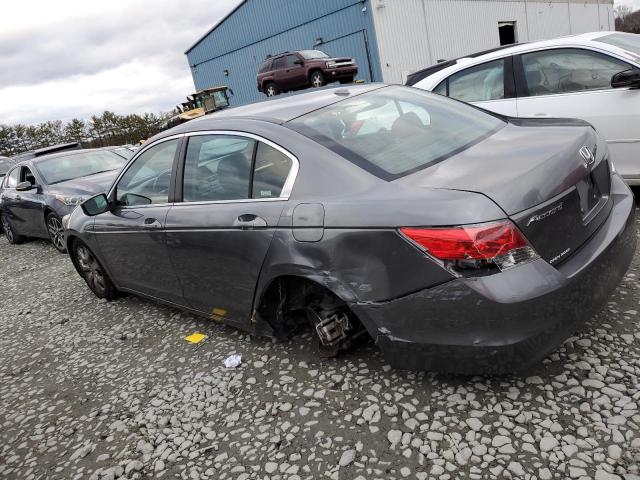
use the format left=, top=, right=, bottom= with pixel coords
left=1, top=216, right=640, bottom=480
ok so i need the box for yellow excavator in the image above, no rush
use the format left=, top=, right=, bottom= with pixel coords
left=166, top=86, right=232, bottom=129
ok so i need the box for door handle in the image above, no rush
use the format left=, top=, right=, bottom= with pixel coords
left=233, top=214, right=267, bottom=230
left=142, top=218, right=161, bottom=229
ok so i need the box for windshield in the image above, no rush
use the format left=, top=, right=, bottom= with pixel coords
left=299, top=50, right=330, bottom=60
left=36, top=150, right=126, bottom=184
left=597, top=33, right=640, bottom=57
left=0, top=158, right=14, bottom=176
left=289, top=86, right=504, bottom=180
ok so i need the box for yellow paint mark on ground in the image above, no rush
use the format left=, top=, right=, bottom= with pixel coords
left=185, top=333, right=207, bottom=344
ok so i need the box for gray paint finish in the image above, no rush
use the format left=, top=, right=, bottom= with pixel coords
left=64, top=85, right=636, bottom=373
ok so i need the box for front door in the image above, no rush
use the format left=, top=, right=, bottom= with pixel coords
left=283, top=54, right=307, bottom=89
left=515, top=48, right=640, bottom=180
left=166, top=133, right=297, bottom=327
left=16, top=166, right=48, bottom=237
left=93, top=138, right=184, bottom=304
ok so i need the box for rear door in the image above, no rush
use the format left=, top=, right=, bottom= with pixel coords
left=166, top=132, right=297, bottom=327
left=515, top=47, right=640, bottom=179
left=93, top=137, right=184, bottom=303
left=435, top=57, right=518, bottom=116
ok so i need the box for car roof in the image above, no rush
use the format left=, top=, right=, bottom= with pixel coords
left=10, top=142, right=81, bottom=161
left=152, top=84, right=387, bottom=141
left=409, top=31, right=639, bottom=88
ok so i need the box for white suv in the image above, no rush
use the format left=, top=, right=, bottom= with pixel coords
left=409, top=32, right=640, bottom=184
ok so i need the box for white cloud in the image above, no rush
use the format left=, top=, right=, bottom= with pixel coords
left=0, top=0, right=241, bottom=125
left=615, top=0, right=640, bottom=10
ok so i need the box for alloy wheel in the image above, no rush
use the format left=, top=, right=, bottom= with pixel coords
left=311, top=73, right=324, bottom=88
left=1, top=215, right=13, bottom=242
left=266, top=85, right=276, bottom=97
left=47, top=216, right=65, bottom=252
left=76, top=245, right=106, bottom=295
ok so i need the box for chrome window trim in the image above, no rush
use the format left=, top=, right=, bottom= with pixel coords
left=183, top=130, right=300, bottom=201
left=107, top=134, right=184, bottom=200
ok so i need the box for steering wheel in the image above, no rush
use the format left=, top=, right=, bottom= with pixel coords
left=151, top=170, right=171, bottom=194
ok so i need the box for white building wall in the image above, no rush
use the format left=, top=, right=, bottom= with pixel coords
left=370, top=0, right=614, bottom=84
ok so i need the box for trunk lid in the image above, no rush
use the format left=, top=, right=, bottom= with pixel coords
left=398, top=120, right=611, bottom=265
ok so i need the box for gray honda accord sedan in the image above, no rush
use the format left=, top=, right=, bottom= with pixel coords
left=63, top=84, right=636, bottom=373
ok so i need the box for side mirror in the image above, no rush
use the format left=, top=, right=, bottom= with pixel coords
left=294, top=59, right=304, bottom=65
left=81, top=193, right=110, bottom=216
left=16, top=181, right=35, bottom=192
left=611, top=68, right=640, bottom=89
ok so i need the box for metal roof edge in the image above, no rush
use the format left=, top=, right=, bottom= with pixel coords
left=184, top=0, right=248, bottom=55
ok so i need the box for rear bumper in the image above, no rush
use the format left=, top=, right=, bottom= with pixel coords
left=351, top=174, right=636, bottom=374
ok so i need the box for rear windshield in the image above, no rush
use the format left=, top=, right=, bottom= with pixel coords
left=596, top=33, right=640, bottom=56
left=36, top=150, right=126, bottom=184
left=289, top=86, right=504, bottom=180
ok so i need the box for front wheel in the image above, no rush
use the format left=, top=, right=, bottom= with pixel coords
left=1, top=213, right=26, bottom=244
left=73, top=241, right=117, bottom=300
left=46, top=212, right=67, bottom=253
left=310, top=71, right=325, bottom=88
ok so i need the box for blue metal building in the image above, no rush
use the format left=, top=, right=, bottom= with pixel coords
left=185, top=0, right=383, bottom=106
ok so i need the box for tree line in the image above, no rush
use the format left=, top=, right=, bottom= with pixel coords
left=615, top=6, right=640, bottom=33
left=0, top=111, right=174, bottom=157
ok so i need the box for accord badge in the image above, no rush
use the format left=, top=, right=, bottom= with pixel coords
left=526, top=202, right=563, bottom=227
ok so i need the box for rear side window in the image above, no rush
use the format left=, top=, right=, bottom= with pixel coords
left=258, top=59, right=272, bottom=73
left=252, top=143, right=293, bottom=199
left=521, top=48, right=630, bottom=97
left=290, top=86, right=504, bottom=180
left=182, top=135, right=294, bottom=202
left=445, top=59, right=505, bottom=102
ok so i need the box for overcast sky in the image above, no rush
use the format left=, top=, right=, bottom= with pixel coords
left=0, top=0, right=638, bottom=126
left=0, top=0, right=241, bottom=125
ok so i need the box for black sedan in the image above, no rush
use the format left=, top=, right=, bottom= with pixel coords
left=1, top=149, right=126, bottom=253
left=63, top=84, right=635, bottom=373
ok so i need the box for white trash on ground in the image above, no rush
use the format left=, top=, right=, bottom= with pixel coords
left=224, top=354, right=242, bottom=368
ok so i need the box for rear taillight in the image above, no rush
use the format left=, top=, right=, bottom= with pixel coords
left=400, top=220, right=538, bottom=275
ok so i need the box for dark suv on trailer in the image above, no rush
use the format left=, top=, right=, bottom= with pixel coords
left=257, top=50, right=358, bottom=97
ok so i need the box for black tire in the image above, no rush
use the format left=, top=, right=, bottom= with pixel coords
left=264, top=82, right=280, bottom=97
left=339, top=77, right=354, bottom=84
left=310, top=71, right=325, bottom=88
left=0, top=213, right=26, bottom=244
left=46, top=212, right=67, bottom=253
left=73, top=241, right=117, bottom=300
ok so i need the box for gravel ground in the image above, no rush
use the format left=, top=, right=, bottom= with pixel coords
left=1, top=217, right=640, bottom=480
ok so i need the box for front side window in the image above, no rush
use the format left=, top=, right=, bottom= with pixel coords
left=290, top=86, right=504, bottom=180
left=116, top=139, right=178, bottom=206
left=447, top=59, right=505, bottom=102
left=4, top=168, right=20, bottom=188
left=286, top=55, right=300, bottom=68
left=521, top=48, right=630, bottom=97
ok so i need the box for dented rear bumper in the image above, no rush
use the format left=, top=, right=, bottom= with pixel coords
left=350, top=174, right=636, bottom=374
